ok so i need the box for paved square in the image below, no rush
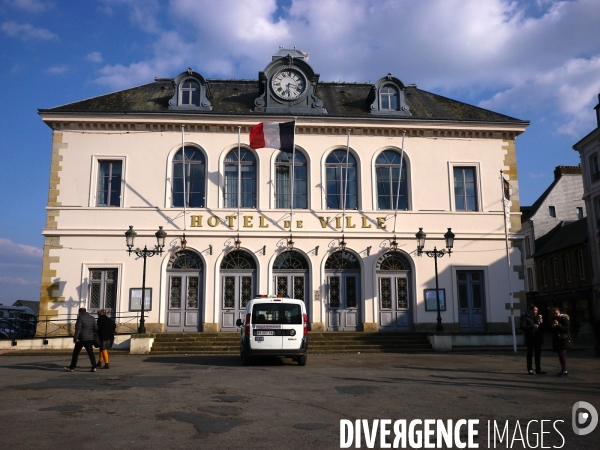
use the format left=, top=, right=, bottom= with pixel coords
left=1, top=350, right=599, bottom=449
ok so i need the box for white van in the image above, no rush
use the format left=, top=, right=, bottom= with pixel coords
left=236, top=297, right=308, bottom=366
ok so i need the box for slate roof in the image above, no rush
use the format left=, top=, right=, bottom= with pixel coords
left=40, top=79, right=527, bottom=124
left=521, top=166, right=582, bottom=223
left=533, top=219, right=589, bottom=257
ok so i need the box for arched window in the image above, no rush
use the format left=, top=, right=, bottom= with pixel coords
left=172, top=146, right=205, bottom=208
left=273, top=251, right=309, bottom=270
left=275, top=150, right=307, bottom=209
left=325, top=251, right=360, bottom=270
left=224, top=148, right=256, bottom=208
left=326, top=150, right=358, bottom=210
left=168, top=250, right=203, bottom=270
left=377, top=252, right=409, bottom=271
left=220, top=250, right=257, bottom=270
left=380, top=86, right=399, bottom=110
left=375, top=150, right=408, bottom=210
left=180, top=80, right=200, bottom=106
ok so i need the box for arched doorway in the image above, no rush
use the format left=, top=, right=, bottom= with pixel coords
left=273, top=250, right=309, bottom=315
left=166, top=250, right=203, bottom=332
left=377, top=252, right=412, bottom=331
left=220, top=250, right=257, bottom=332
left=325, top=251, right=361, bottom=331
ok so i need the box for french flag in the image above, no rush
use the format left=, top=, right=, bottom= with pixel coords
left=249, top=121, right=295, bottom=151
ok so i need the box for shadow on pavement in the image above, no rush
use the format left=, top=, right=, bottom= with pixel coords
left=142, top=354, right=295, bottom=367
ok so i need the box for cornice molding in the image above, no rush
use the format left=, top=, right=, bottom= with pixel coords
left=41, top=118, right=525, bottom=140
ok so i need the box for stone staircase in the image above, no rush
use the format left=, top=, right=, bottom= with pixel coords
left=150, top=331, right=433, bottom=354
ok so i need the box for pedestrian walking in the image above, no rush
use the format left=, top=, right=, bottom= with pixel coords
left=520, top=304, right=547, bottom=375
left=64, top=307, right=98, bottom=372
left=551, top=307, right=573, bottom=377
left=96, top=309, right=116, bottom=369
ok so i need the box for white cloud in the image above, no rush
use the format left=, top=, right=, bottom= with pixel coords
left=1, top=21, right=58, bottom=40
left=0, top=277, right=38, bottom=286
left=6, top=0, right=51, bottom=13
left=91, top=0, right=600, bottom=137
left=0, top=238, right=43, bottom=265
left=480, top=55, right=600, bottom=136
left=0, top=238, right=42, bottom=303
left=45, top=65, right=68, bottom=75
left=528, top=172, right=548, bottom=179
left=95, top=31, right=193, bottom=88
left=86, top=51, right=104, bottom=63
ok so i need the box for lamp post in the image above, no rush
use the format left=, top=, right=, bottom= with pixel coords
left=125, top=225, right=167, bottom=334
left=416, top=227, right=455, bottom=332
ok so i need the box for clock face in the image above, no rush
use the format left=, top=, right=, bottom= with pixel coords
left=271, top=68, right=307, bottom=101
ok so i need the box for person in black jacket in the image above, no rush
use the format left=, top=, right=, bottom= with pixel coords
left=551, top=307, right=573, bottom=377
left=64, top=307, right=98, bottom=372
left=520, top=304, right=547, bottom=375
left=96, top=309, right=116, bottom=369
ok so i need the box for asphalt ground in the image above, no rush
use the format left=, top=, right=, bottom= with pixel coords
left=1, top=349, right=599, bottom=450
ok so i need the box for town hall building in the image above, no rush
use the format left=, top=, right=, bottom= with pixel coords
left=38, top=49, right=529, bottom=339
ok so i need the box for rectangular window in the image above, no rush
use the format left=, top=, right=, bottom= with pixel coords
left=527, top=267, right=535, bottom=291
left=576, top=207, right=584, bottom=220
left=97, top=161, right=122, bottom=206
left=453, top=167, right=477, bottom=211
left=541, top=261, right=547, bottom=287
left=564, top=254, right=571, bottom=283
left=525, top=236, right=532, bottom=258
left=549, top=206, right=556, bottom=217
left=578, top=250, right=585, bottom=280
left=590, top=154, right=600, bottom=182
left=552, top=257, right=559, bottom=285
left=89, top=269, right=117, bottom=311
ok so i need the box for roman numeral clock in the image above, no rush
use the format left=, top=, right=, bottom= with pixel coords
left=271, top=68, right=307, bottom=101
left=254, top=49, right=326, bottom=114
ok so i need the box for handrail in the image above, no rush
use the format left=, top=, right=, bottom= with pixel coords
left=0, top=314, right=146, bottom=343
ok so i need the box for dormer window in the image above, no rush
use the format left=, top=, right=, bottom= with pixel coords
left=167, top=68, right=212, bottom=111
left=181, top=80, right=200, bottom=106
left=369, top=74, right=411, bottom=116
left=380, top=86, right=399, bottom=110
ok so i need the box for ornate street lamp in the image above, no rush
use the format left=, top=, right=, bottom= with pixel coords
left=416, top=227, right=455, bottom=332
left=125, top=225, right=167, bottom=334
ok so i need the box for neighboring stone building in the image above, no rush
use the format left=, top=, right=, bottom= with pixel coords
left=521, top=166, right=585, bottom=295
left=573, top=93, right=600, bottom=321
left=37, top=49, right=528, bottom=337
left=526, top=219, right=593, bottom=336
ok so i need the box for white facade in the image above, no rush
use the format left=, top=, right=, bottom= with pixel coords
left=38, top=52, right=528, bottom=334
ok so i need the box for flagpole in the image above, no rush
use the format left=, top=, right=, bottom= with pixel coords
left=342, top=129, right=351, bottom=234
left=181, top=125, right=187, bottom=231
left=237, top=127, right=241, bottom=234
left=290, top=119, right=297, bottom=234
left=392, top=131, right=406, bottom=234
left=501, top=170, right=517, bottom=353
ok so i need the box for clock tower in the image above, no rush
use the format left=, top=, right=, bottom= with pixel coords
left=254, top=48, right=326, bottom=115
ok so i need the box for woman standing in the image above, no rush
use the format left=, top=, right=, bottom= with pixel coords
left=551, top=307, right=573, bottom=377
left=96, top=309, right=116, bottom=369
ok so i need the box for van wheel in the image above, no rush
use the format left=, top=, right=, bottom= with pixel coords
left=298, top=354, right=307, bottom=366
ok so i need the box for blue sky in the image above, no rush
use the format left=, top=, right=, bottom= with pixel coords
left=1, top=0, right=599, bottom=304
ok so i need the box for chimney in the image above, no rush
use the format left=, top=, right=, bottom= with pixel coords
left=554, top=165, right=582, bottom=179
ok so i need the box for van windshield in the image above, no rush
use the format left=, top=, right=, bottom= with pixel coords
left=252, top=303, right=302, bottom=325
